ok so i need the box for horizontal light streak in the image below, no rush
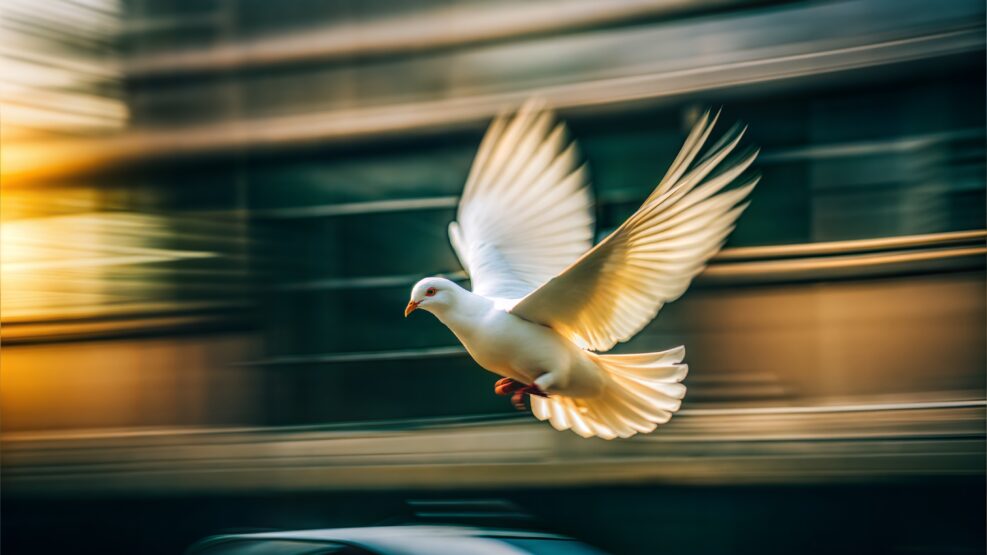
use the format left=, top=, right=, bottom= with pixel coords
left=2, top=399, right=982, bottom=494
left=125, top=0, right=758, bottom=76
left=715, top=230, right=987, bottom=260
left=6, top=27, right=982, bottom=185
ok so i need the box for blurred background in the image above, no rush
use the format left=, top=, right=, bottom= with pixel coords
left=1, top=0, right=985, bottom=553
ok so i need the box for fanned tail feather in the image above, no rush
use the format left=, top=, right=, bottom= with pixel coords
left=530, top=347, right=688, bottom=439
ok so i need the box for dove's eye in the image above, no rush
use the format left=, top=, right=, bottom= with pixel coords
left=425, top=287, right=437, bottom=297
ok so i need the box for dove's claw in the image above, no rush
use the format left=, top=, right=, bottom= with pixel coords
left=511, top=390, right=527, bottom=411
left=509, top=384, right=548, bottom=411
left=494, top=377, right=524, bottom=396
left=495, top=377, right=548, bottom=410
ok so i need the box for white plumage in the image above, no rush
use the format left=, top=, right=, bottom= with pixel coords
left=406, top=101, right=759, bottom=439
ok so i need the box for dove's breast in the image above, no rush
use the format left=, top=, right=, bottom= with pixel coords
left=451, top=307, right=603, bottom=396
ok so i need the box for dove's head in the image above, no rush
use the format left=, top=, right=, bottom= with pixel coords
left=405, top=277, right=460, bottom=317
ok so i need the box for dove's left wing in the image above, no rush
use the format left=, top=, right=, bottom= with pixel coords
left=449, top=101, right=593, bottom=300
left=510, top=110, right=759, bottom=351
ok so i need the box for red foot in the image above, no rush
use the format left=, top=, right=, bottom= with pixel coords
left=494, top=378, right=548, bottom=411
left=494, top=377, right=525, bottom=396
left=510, top=384, right=548, bottom=411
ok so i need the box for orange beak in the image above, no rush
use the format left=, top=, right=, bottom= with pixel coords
left=404, top=300, right=421, bottom=317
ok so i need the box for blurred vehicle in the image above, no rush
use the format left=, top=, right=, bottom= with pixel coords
left=188, top=526, right=610, bottom=555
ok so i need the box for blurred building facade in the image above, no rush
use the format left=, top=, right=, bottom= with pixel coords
left=2, top=1, right=985, bottom=553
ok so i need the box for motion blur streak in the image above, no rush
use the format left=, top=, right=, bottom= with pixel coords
left=1, top=0, right=126, bottom=182
left=1, top=0, right=984, bottom=554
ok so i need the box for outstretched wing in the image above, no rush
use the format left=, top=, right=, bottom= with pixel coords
left=510, top=110, right=759, bottom=351
left=449, top=101, right=594, bottom=300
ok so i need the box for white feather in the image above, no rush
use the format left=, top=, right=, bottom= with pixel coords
left=449, top=100, right=593, bottom=300
left=510, top=110, right=759, bottom=351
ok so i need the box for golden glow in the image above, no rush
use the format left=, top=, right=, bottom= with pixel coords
left=1, top=206, right=220, bottom=322
left=0, top=0, right=127, bottom=187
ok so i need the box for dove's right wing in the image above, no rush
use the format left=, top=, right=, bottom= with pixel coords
left=449, top=101, right=594, bottom=300
left=510, top=110, right=759, bottom=351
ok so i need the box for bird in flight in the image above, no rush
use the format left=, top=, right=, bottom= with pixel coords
left=405, top=101, right=759, bottom=439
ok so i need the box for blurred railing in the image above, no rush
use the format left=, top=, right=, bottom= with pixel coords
left=3, top=398, right=983, bottom=496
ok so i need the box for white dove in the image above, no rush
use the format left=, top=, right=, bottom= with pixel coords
left=404, top=102, right=759, bottom=439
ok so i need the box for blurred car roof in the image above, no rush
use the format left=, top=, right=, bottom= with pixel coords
left=188, top=525, right=610, bottom=555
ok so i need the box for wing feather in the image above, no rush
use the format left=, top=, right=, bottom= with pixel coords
left=510, top=110, right=759, bottom=351
left=450, top=101, right=594, bottom=299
